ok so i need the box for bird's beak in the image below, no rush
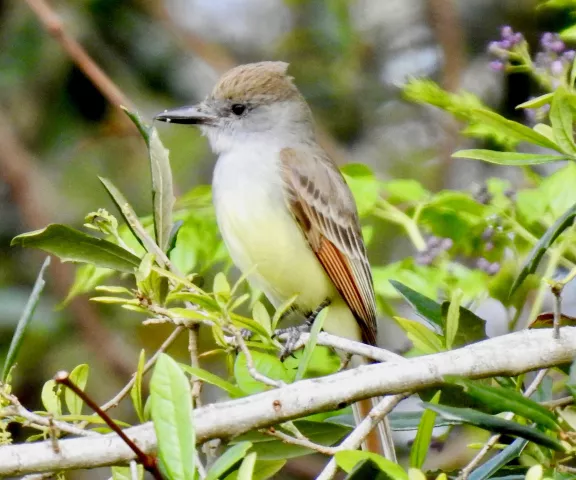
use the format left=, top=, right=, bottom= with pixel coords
left=154, top=104, right=216, bottom=125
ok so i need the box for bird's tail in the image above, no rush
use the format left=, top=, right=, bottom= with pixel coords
left=350, top=355, right=396, bottom=461
left=352, top=397, right=396, bottom=461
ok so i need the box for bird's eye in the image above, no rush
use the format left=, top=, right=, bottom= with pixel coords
left=231, top=104, right=246, bottom=116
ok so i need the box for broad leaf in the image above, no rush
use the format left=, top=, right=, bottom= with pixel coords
left=550, top=87, right=576, bottom=156
left=424, top=403, right=564, bottom=451
left=65, top=364, right=89, bottom=415
left=470, top=110, right=561, bottom=151
left=237, top=452, right=257, bottom=480
left=112, top=465, right=144, bottom=480
left=452, top=150, right=566, bottom=165
left=390, top=280, right=442, bottom=328
left=223, top=459, right=286, bottom=480
left=511, top=200, right=576, bottom=295
left=234, top=351, right=289, bottom=394
left=335, top=450, right=408, bottom=480
left=440, top=303, right=486, bottom=348
left=41, top=379, right=62, bottom=415
left=11, top=224, right=140, bottom=273
left=206, top=442, right=252, bottom=480
left=344, top=459, right=390, bottom=480
left=445, top=377, right=559, bottom=431
left=150, top=353, right=195, bottom=480
left=2, top=257, right=50, bottom=382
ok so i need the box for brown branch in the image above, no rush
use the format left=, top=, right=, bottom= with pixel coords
left=24, top=0, right=133, bottom=111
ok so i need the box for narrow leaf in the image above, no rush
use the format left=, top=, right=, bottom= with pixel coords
left=393, top=317, right=444, bottom=354
left=423, top=403, right=564, bottom=451
left=335, top=450, right=409, bottom=480
left=272, top=295, right=298, bottom=331
left=150, top=353, right=195, bottom=480
left=511, top=200, right=576, bottom=295
left=223, top=459, right=286, bottom=480
left=65, top=364, right=89, bottom=415
left=205, top=442, right=252, bottom=480
left=179, top=364, right=245, bottom=397
left=389, top=280, right=442, bottom=328
left=112, top=464, right=144, bottom=480
left=445, top=377, right=559, bottom=431
left=471, top=110, right=561, bottom=151
left=516, top=93, right=554, bottom=110
left=149, top=128, right=175, bottom=252
left=99, top=177, right=161, bottom=260
left=452, top=150, right=566, bottom=165
left=2, top=257, right=50, bottom=381
left=237, top=452, right=257, bottom=480
left=468, top=437, right=528, bottom=480
left=444, top=290, right=462, bottom=350
left=550, top=87, right=576, bottom=156
left=410, top=391, right=441, bottom=468
left=131, top=349, right=146, bottom=422
left=11, top=224, right=140, bottom=273
left=252, top=302, right=272, bottom=336
left=122, top=108, right=151, bottom=144
left=295, top=307, right=329, bottom=381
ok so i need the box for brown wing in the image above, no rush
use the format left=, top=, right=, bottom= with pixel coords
left=280, top=147, right=377, bottom=346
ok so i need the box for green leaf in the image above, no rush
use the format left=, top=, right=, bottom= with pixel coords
left=550, top=87, right=576, bottom=156
left=214, top=272, right=231, bottom=300
left=206, top=441, right=252, bottom=480
left=179, top=364, right=245, bottom=397
left=149, top=128, right=175, bottom=252
left=511, top=200, right=576, bottom=295
left=224, top=459, right=286, bottom=480
left=131, top=349, right=146, bottom=423
left=344, top=459, right=390, bottom=480
left=252, top=302, right=272, bottom=336
left=237, top=452, right=257, bottom=480
left=341, top=164, right=379, bottom=216
left=516, top=93, right=554, bottom=110
left=393, top=317, right=444, bottom=354
left=123, top=107, right=151, bottom=144
left=445, top=377, right=559, bottom=431
left=2, top=257, right=50, bottom=382
left=410, top=391, right=441, bottom=468
left=382, top=179, right=430, bottom=204
left=389, top=280, right=442, bottom=328
left=423, top=403, right=564, bottom=451
left=444, top=290, right=462, bottom=350
left=295, top=307, right=328, bottom=381
left=230, top=313, right=272, bottom=340
left=11, top=224, right=140, bottom=273
left=468, top=437, right=528, bottom=480
left=440, top=303, right=486, bottom=349
left=99, top=177, right=160, bottom=259
left=470, top=110, right=561, bottom=151
left=272, top=295, right=298, bottom=331
left=335, top=450, right=408, bottom=480
left=388, top=411, right=461, bottom=431
left=150, top=353, right=195, bottom=480
left=452, top=150, right=567, bottom=165
left=234, top=351, right=289, bottom=394
left=60, top=264, right=114, bottom=307
left=112, top=465, right=144, bottom=480
left=65, top=364, right=89, bottom=415
left=41, top=379, right=61, bottom=415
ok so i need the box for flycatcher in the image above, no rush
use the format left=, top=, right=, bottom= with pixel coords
left=156, top=61, right=395, bottom=461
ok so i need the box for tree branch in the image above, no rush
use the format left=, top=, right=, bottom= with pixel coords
left=0, top=327, right=574, bottom=475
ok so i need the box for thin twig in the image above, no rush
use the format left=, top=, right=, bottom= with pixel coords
left=0, top=392, right=95, bottom=438
left=231, top=326, right=284, bottom=388
left=55, top=371, right=162, bottom=480
left=24, top=0, right=133, bottom=110
left=457, top=369, right=549, bottom=480
left=100, top=326, right=185, bottom=411
left=188, top=325, right=203, bottom=407
left=541, top=395, right=573, bottom=409
left=195, top=451, right=207, bottom=479
left=263, top=427, right=336, bottom=456
left=316, top=393, right=410, bottom=480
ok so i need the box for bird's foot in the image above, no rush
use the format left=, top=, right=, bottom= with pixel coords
left=275, top=299, right=330, bottom=360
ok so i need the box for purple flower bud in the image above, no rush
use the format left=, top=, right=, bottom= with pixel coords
left=440, top=238, right=453, bottom=250
left=499, top=39, right=512, bottom=50
left=488, top=41, right=502, bottom=55
left=501, top=26, right=514, bottom=39
left=489, top=61, right=504, bottom=71
left=525, top=107, right=537, bottom=123
left=512, top=32, right=524, bottom=44
left=563, top=50, right=576, bottom=62
left=551, top=59, right=564, bottom=76
left=485, top=242, right=494, bottom=252
left=481, top=227, right=494, bottom=241
left=551, top=40, right=566, bottom=53
left=487, top=262, right=500, bottom=275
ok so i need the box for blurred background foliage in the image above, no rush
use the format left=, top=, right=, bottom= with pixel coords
left=1, top=0, right=576, bottom=477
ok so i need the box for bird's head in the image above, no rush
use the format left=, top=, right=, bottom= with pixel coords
left=155, top=62, right=315, bottom=154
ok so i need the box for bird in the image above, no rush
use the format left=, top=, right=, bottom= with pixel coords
left=155, top=61, right=395, bottom=461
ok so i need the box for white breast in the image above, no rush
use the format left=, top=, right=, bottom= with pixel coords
left=211, top=143, right=336, bottom=311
